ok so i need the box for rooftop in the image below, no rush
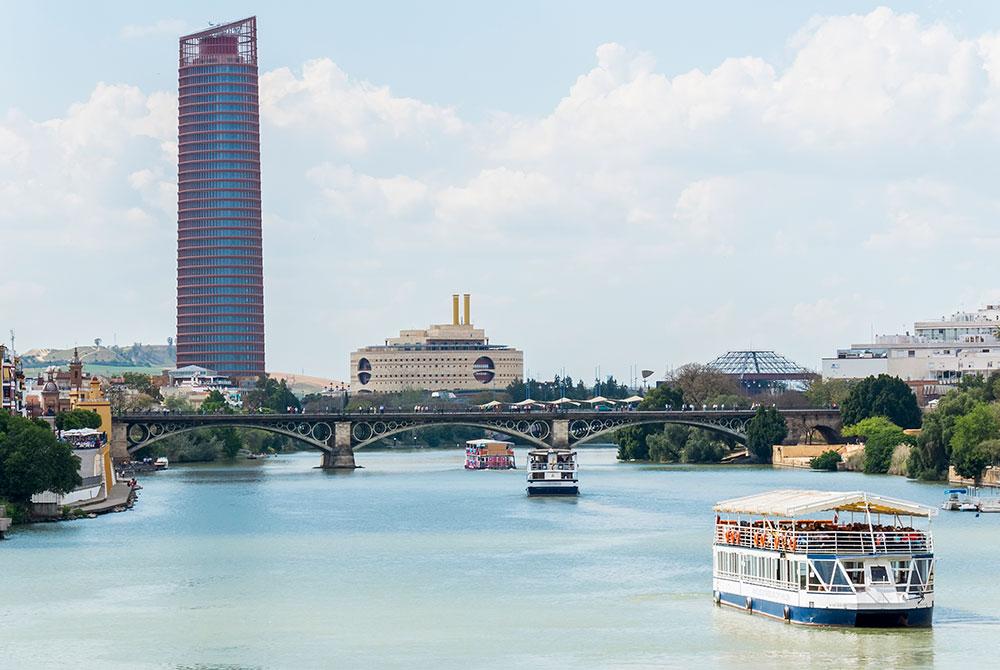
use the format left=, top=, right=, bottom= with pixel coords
left=707, top=350, right=814, bottom=380
left=714, top=489, right=936, bottom=518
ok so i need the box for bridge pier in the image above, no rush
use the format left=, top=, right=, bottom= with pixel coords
left=322, top=421, right=357, bottom=469
left=550, top=419, right=569, bottom=449
left=110, top=422, right=129, bottom=462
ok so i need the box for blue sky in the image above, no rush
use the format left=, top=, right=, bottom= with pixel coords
left=2, top=2, right=1000, bottom=382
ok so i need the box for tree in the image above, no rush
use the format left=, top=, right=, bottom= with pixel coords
left=843, top=416, right=914, bottom=475
left=950, top=403, right=1000, bottom=482
left=804, top=378, right=856, bottom=407
left=907, top=385, right=982, bottom=480
left=668, top=364, right=743, bottom=406
left=616, top=425, right=649, bottom=461
left=841, top=375, right=921, bottom=429
left=200, top=390, right=232, bottom=414
left=244, top=375, right=301, bottom=413
left=646, top=428, right=682, bottom=463
left=0, top=414, right=82, bottom=504
left=746, top=406, right=788, bottom=463
left=54, top=409, right=103, bottom=431
left=121, top=372, right=163, bottom=401
left=810, top=450, right=842, bottom=471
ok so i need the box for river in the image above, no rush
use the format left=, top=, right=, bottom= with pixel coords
left=1, top=448, right=997, bottom=669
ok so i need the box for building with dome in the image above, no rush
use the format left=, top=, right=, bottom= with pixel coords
left=349, top=295, right=524, bottom=394
left=706, top=350, right=817, bottom=394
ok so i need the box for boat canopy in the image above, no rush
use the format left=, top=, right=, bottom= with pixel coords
left=714, top=489, right=937, bottom=518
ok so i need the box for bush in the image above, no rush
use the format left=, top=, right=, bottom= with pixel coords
left=810, top=450, right=842, bottom=471
left=843, top=416, right=914, bottom=474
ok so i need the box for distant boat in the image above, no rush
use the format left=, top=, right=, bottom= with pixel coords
left=154, top=457, right=169, bottom=470
left=464, top=439, right=516, bottom=470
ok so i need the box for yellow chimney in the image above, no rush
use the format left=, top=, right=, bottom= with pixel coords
left=463, top=293, right=471, bottom=325
left=452, top=294, right=460, bottom=325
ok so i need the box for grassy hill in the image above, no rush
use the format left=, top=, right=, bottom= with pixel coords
left=22, top=343, right=175, bottom=373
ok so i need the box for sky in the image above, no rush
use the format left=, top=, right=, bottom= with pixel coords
left=2, top=1, right=1000, bottom=382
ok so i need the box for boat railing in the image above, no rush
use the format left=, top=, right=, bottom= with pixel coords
left=714, top=524, right=932, bottom=555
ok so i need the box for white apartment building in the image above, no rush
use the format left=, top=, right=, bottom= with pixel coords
left=823, top=304, right=1000, bottom=388
left=350, top=295, right=524, bottom=394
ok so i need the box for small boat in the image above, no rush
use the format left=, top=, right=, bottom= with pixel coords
left=713, top=489, right=935, bottom=627
left=526, top=448, right=578, bottom=495
left=154, top=457, right=169, bottom=470
left=465, top=439, right=516, bottom=470
left=941, top=488, right=969, bottom=511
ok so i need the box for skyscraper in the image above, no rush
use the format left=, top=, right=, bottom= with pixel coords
left=176, top=17, right=265, bottom=381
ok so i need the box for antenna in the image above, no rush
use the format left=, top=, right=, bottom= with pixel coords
left=9, top=329, right=14, bottom=354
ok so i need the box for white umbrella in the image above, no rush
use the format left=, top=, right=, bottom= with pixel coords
left=622, top=395, right=644, bottom=403
left=514, top=398, right=543, bottom=407
left=479, top=400, right=503, bottom=409
left=549, top=397, right=580, bottom=406
left=584, top=396, right=616, bottom=404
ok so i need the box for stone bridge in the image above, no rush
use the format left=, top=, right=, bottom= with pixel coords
left=112, top=408, right=842, bottom=469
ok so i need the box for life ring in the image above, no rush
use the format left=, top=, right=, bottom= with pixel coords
left=775, top=534, right=784, bottom=550
left=733, top=530, right=741, bottom=545
left=788, top=536, right=798, bottom=552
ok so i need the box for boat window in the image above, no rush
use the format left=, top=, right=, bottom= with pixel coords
left=841, top=560, right=865, bottom=585
left=869, top=566, right=890, bottom=583
left=891, top=560, right=910, bottom=586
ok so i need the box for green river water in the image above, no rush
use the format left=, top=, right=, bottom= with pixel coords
left=1, top=448, right=997, bottom=669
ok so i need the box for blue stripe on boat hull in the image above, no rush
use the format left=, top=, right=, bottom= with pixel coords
left=716, top=591, right=932, bottom=628
left=527, top=485, right=579, bottom=495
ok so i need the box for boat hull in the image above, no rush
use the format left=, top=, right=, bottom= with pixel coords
left=527, top=484, right=579, bottom=496
left=716, top=590, right=933, bottom=628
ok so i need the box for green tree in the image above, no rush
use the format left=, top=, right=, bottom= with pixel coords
left=843, top=416, right=914, bottom=475
left=121, top=372, right=163, bottom=400
left=907, top=385, right=981, bottom=479
left=244, top=375, right=301, bottom=413
left=841, top=375, right=921, bottom=429
left=810, top=450, right=843, bottom=471
left=615, top=424, right=650, bottom=461
left=200, top=389, right=232, bottom=414
left=54, top=409, right=102, bottom=431
left=680, top=433, right=727, bottom=463
left=0, top=414, right=82, bottom=504
left=646, top=428, right=682, bottom=462
left=615, top=384, right=685, bottom=461
left=950, top=403, right=1000, bottom=482
left=746, top=406, right=788, bottom=463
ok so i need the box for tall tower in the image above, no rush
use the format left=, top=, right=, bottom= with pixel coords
left=176, top=17, right=265, bottom=382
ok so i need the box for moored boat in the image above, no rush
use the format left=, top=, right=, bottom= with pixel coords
left=712, top=489, right=935, bottom=627
left=526, top=448, right=578, bottom=495
left=154, top=457, right=169, bottom=470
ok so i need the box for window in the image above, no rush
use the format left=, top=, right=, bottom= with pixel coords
left=869, top=566, right=890, bottom=583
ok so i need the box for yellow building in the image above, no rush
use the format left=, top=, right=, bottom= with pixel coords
left=350, top=294, right=524, bottom=393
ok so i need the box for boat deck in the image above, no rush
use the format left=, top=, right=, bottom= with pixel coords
left=715, top=520, right=932, bottom=555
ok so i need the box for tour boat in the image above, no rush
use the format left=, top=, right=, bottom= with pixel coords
left=942, top=487, right=1000, bottom=513
left=713, top=489, right=935, bottom=627
left=526, top=448, right=578, bottom=495
left=464, top=439, right=516, bottom=470
left=154, top=457, right=169, bottom=471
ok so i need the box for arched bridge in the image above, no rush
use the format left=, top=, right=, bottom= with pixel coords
left=112, top=408, right=842, bottom=469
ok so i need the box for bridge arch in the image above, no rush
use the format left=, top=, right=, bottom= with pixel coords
left=571, top=417, right=750, bottom=446
left=351, top=420, right=551, bottom=451
left=125, top=421, right=333, bottom=455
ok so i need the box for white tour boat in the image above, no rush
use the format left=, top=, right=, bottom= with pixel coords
left=713, top=489, right=935, bottom=627
left=526, top=448, right=578, bottom=495
left=154, top=457, right=169, bottom=471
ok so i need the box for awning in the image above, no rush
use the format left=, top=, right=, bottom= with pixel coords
left=622, top=395, right=644, bottom=403
left=513, top=398, right=544, bottom=407
left=478, top=400, right=503, bottom=409
left=713, top=489, right=937, bottom=518
left=549, top=397, right=580, bottom=406
left=583, top=396, right=616, bottom=404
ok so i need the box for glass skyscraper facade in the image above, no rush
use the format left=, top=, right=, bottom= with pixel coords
left=176, top=17, right=265, bottom=381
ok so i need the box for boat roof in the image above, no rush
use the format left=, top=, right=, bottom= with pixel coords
left=714, top=489, right=937, bottom=518
left=528, top=447, right=575, bottom=455
left=466, top=439, right=513, bottom=446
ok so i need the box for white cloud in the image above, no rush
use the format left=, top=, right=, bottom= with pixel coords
left=9, top=7, right=1000, bottom=378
